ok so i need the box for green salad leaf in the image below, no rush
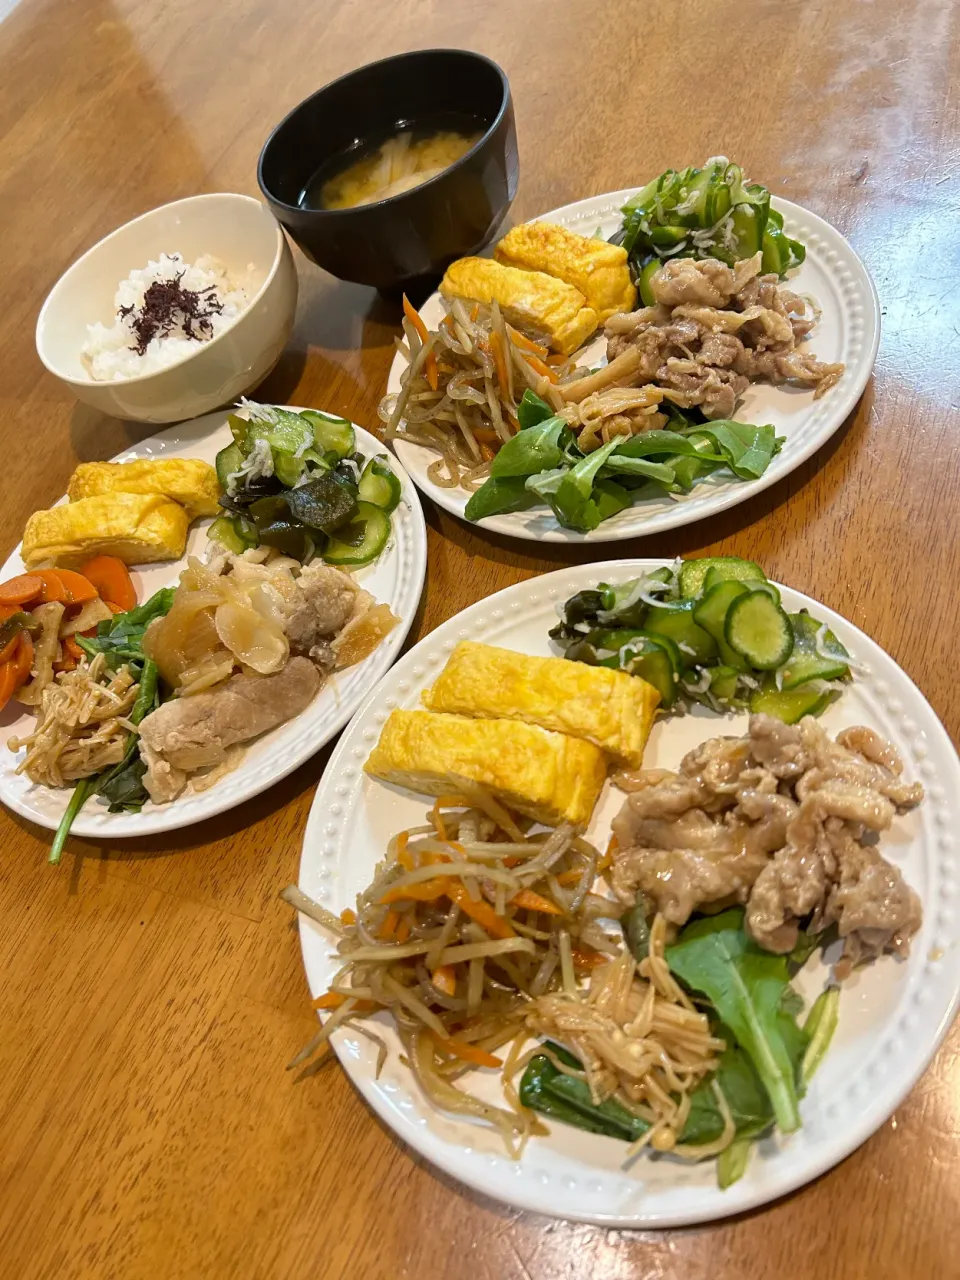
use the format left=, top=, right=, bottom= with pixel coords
left=666, top=909, right=807, bottom=1134
left=489, top=415, right=569, bottom=479
left=516, top=388, right=555, bottom=430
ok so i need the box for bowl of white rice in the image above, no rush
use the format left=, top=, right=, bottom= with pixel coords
left=36, top=193, right=298, bottom=424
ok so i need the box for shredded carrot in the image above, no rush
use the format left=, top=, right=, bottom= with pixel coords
left=430, top=794, right=470, bottom=842
left=431, top=1032, right=503, bottom=1069
left=472, top=427, right=500, bottom=444
left=571, top=947, right=609, bottom=970
left=402, top=294, right=438, bottom=391
left=506, top=325, right=548, bottom=356
left=510, top=888, right=564, bottom=916
left=312, top=990, right=376, bottom=1012
left=395, top=916, right=411, bottom=944
left=489, top=328, right=510, bottom=391
left=378, top=909, right=400, bottom=940
left=544, top=353, right=568, bottom=366
left=524, top=352, right=559, bottom=384
left=340, top=907, right=356, bottom=926
left=505, top=412, right=521, bottom=434
left=469, top=303, right=480, bottom=322
left=598, top=834, right=619, bottom=874
left=431, top=964, right=457, bottom=996
left=479, top=443, right=497, bottom=463
left=380, top=876, right=451, bottom=906
left=396, top=831, right=413, bottom=871
left=447, top=883, right=515, bottom=938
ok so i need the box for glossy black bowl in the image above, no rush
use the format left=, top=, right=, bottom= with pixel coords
left=257, top=49, right=518, bottom=291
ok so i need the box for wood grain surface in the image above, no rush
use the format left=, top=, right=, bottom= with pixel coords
left=1, top=1, right=958, bottom=1277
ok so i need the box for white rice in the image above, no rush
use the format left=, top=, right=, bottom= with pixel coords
left=81, top=252, right=253, bottom=381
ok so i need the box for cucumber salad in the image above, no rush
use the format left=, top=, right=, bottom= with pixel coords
left=211, top=401, right=401, bottom=568
left=551, top=556, right=854, bottom=721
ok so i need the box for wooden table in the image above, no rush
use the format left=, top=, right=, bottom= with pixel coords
left=1, top=1, right=958, bottom=1276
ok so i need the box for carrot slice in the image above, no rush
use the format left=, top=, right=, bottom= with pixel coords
left=510, top=888, right=564, bottom=916
left=49, top=569, right=98, bottom=604
left=0, top=574, right=43, bottom=606
left=395, top=915, right=411, bottom=944
left=524, top=353, right=559, bottom=384
left=32, top=569, right=67, bottom=603
left=78, top=556, right=136, bottom=611
left=380, top=876, right=451, bottom=905
left=0, top=634, right=32, bottom=712
left=571, top=947, right=609, bottom=971
left=378, top=909, right=399, bottom=941
left=311, top=990, right=376, bottom=1012
left=431, top=965, right=457, bottom=996
left=431, top=1033, right=503, bottom=1069
left=402, top=294, right=439, bottom=391
left=62, top=636, right=85, bottom=664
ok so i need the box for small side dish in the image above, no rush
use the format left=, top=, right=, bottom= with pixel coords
left=550, top=556, right=853, bottom=720
left=212, top=401, right=402, bottom=567
left=81, top=253, right=254, bottom=381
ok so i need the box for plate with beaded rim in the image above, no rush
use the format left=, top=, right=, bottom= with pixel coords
left=297, top=560, right=959, bottom=1227
left=0, top=408, right=427, bottom=837
left=387, top=191, right=880, bottom=542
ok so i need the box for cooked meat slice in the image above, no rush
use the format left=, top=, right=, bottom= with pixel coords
left=696, top=332, right=744, bottom=368
left=139, top=740, right=188, bottom=804
left=138, top=656, right=321, bottom=776
left=825, top=838, right=922, bottom=962
left=730, top=252, right=763, bottom=293
left=678, top=735, right=752, bottom=793
left=285, top=564, right=359, bottom=656
left=748, top=714, right=812, bottom=779
left=650, top=257, right=738, bottom=308
left=793, top=718, right=924, bottom=810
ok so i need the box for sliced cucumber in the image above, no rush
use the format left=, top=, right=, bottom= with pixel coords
left=637, top=259, right=660, bottom=307
left=679, top=556, right=764, bottom=599
left=777, top=612, right=850, bottom=689
left=750, top=682, right=829, bottom=724
left=358, top=457, right=402, bottom=514
left=725, top=590, right=794, bottom=670
left=618, top=633, right=681, bottom=708
left=709, top=664, right=741, bottom=703
left=728, top=203, right=762, bottom=258
left=692, top=580, right=750, bottom=670
left=302, top=409, right=356, bottom=460
left=227, top=413, right=248, bottom=449
left=208, top=515, right=247, bottom=555
left=644, top=603, right=718, bottom=665
left=701, top=560, right=769, bottom=594
left=323, top=501, right=391, bottom=567
left=215, top=441, right=245, bottom=491
left=273, top=451, right=305, bottom=487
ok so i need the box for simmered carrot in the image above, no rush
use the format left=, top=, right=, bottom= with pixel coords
left=431, top=1033, right=502, bottom=1069
left=472, top=427, right=501, bottom=444
left=79, top=556, right=136, bottom=611
left=506, top=325, right=548, bottom=357
left=312, top=990, right=376, bottom=1012
left=524, top=352, right=559, bottom=384
left=510, top=888, right=564, bottom=916
left=0, top=574, right=43, bottom=606
left=51, top=569, right=98, bottom=604
left=488, top=329, right=510, bottom=391
left=395, top=830, right=413, bottom=871
left=378, top=909, right=399, bottom=941
left=380, top=876, right=451, bottom=905
left=62, top=636, right=85, bottom=664
left=479, top=443, right=497, bottom=463
left=0, top=633, right=32, bottom=712
left=446, top=883, right=515, bottom=939
left=402, top=294, right=439, bottom=391
left=431, top=965, right=457, bottom=996
left=571, top=947, right=608, bottom=970
left=340, top=908, right=357, bottom=926
left=395, top=915, right=411, bottom=944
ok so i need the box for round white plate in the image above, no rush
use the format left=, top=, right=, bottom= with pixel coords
left=298, top=561, right=959, bottom=1227
left=388, top=192, right=880, bottom=542
left=0, top=409, right=427, bottom=836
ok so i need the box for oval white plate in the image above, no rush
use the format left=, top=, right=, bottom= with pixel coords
left=0, top=409, right=427, bottom=836
left=298, top=561, right=960, bottom=1227
left=388, top=192, right=880, bottom=542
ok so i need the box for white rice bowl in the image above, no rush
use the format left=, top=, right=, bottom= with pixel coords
left=81, top=252, right=254, bottom=381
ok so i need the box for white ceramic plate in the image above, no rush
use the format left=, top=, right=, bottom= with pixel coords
left=0, top=409, right=427, bottom=836
left=298, top=561, right=960, bottom=1227
left=388, top=192, right=880, bottom=541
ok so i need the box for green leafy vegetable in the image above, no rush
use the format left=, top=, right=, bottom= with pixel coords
left=489, top=415, right=569, bottom=479
left=464, top=477, right=539, bottom=522
left=516, top=389, right=555, bottom=430
left=801, top=988, right=840, bottom=1085
left=667, top=909, right=807, bottom=1134
left=717, top=1138, right=753, bottom=1189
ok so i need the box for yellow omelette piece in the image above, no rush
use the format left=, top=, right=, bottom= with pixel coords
left=21, top=493, right=190, bottom=568
left=495, top=222, right=636, bottom=323
left=364, top=710, right=607, bottom=829
left=422, top=641, right=658, bottom=768
left=67, top=458, right=220, bottom=518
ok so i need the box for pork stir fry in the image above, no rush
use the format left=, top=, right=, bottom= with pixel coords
left=611, top=714, right=923, bottom=975
left=559, top=252, right=845, bottom=448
